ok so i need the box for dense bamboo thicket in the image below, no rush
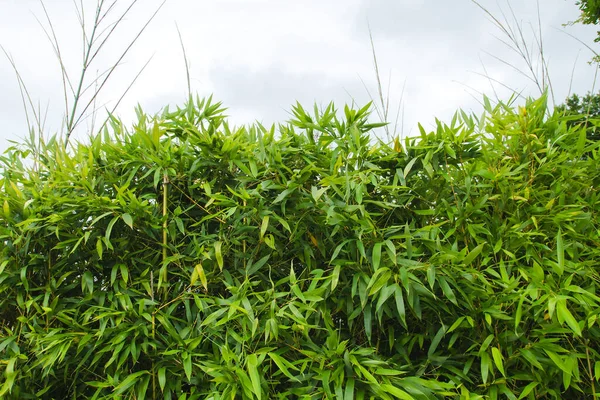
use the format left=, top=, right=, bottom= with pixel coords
left=1, top=95, right=599, bottom=399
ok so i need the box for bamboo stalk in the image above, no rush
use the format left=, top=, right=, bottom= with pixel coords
left=162, top=172, right=168, bottom=268
left=150, top=172, right=168, bottom=399
left=150, top=269, right=156, bottom=399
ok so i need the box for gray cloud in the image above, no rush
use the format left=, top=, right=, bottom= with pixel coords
left=208, top=64, right=375, bottom=126
left=355, top=0, right=488, bottom=44
left=1, top=0, right=600, bottom=153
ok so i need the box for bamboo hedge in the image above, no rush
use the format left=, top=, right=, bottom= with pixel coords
left=1, top=95, right=599, bottom=399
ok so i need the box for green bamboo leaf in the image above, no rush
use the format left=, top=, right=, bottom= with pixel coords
left=423, top=160, right=434, bottom=177
left=121, top=213, right=133, bottom=229
left=437, top=277, right=457, bottom=305
left=264, top=234, right=276, bottom=250
left=246, top=254, right=270, bottom=276
left=290, top=262, right=297, bottom=285
left=247, top=354, right=262, bottom=400
left=82, top=271, right=94, bottom=294
left=96, top=238, right=103, bottom=260
left=518, top=382, right=539, bottom=399
left=110, top=264, right=118, bottom=286
left=201, top=308, right=227, bottom=327
left=447, top=316, right=465, bottom=333
left=479, top=336, right=494, bottom=355
left=556, top=229, right=564, bottom=275
left=481, top=352, right=490, bottom=384
left=355, top=183, right=363, bottom=204
left=90, top=211, right=114, bottom=227
left=183, top=353, right=192, bottom=381
left=119, top=264, right=129, bottom=285
left=1, top=357, right=16, bottom=395
left=405, top=224, right=413, bottom=259
left=515, top=296, right=524, bottom=331
left=292, top=285, right=306, bottom=302
left=331, top=264, right=341, bottom=291
left=463, top=243, right=484, bottom=265
left=158, top=367, right=166, bottom=392
left=403, top=157, right=418, bottom=178
left=444, top=143, right=456, bottom=158
left=384, top=239, right=397, bottom=265
left=344, top=378, right=355, bottom=400
left=194, top=263, right=208, bottom=291
left=364, top=304, right=372, bottom=342
left=136, top=375, right=150, bottom=400
left=3, top=199, right=9, bottom=217
left=376, top=283, right=395, bottom=313
left=105, top=215, right=119, bottom=243
left=493, top=238, right=502, bottom=254
left=394, top=285, right=407, bottom=328
left=330, top=239, right=350, bottom=263
left=236, top=367, right=254, bottom=398
left=427, top=326, right=446, bottom=358
left=153, top=167, right=162, bottom=189
left=174, top=217, right=184, bottom=234
left=353, top=365, right=376, bottom=386
left=426, top=265, right=436, bottom=291
left=113, top=370, right=149, bottom=395
left=203, top=181, right=212, bottom=196
left=556, top=301, right=582, bottom=336
left=548, top=297, right=557, bottom=319
left=268, top=352, right=299, bottom=382
left=273, top=187, right=295, bottom=204
left=275, top=216, right=291, bottom=233
left=152, top=121, right=161, bottom=147
left=372, top=242, right=382, bottom=270
left=267, top=318, right=279, bottom=341
left=335, top=383, right=344, bottom=399
left=249, top=159, right=258, bottom=177
left=545, top=351, right=569, bottom=373
left=491, top=347, right=505, bottom=377
left=380, top=383, right=414, bottom=399
left=563, top=356, right=575, bottom=389
left=520, top=348, right=544, bottom=370
left=260, top=215, right=269, bottom=238
left=233, top=159, right=252, bottom=176
left=498, top=383, right=518, bottom=400
left=215, top=241, right=224, bottom=271
left=368, top=268, right=391, bottom=296
left=374, top=368, right=405, bottom=376
left=311, top=186, right=327, bottom=202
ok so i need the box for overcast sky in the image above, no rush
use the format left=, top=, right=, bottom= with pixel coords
left=0, top=0, right=598, bottom=152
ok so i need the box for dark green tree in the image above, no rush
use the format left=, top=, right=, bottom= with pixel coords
left=571, top=0, right=600, bottom=62
left=576, top=0, right=600, bottom=32
left=555, top=92, right=600, bottom=141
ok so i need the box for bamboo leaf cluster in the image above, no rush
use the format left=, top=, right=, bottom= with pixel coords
left=1, top=95, right=599, bottom=399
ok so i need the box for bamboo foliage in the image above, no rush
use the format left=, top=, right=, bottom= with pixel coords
left=1, top=94, right=599, bottom=399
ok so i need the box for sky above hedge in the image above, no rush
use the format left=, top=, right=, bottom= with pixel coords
left=0, top=0, right=598, bottom=153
